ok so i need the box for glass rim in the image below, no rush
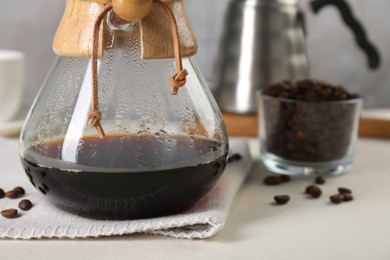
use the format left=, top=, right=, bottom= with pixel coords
left=259, top=93, right=363, bottom=105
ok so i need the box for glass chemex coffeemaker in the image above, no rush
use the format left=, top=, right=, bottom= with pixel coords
left=20, top=0, right=228, bottom=219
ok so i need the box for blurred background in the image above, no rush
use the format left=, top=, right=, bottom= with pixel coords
left=0, top=0, right=389, bottom=109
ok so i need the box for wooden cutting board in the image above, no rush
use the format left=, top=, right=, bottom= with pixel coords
left=222, top=112, right=390, bottom=139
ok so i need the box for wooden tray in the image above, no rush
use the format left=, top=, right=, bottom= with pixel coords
left=222, top=112, right=390, bottom=139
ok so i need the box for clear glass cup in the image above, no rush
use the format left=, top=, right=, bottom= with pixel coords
left=258, top=94, right=362, bottom=176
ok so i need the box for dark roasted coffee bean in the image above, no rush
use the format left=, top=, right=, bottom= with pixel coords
left=5, top=190, right=19, bottom=199
left=338, top=187, right=352, bottom=194
left=330, top=194, right=344, bottom=204
left=0, top=188, right=4, bottom=198
left=305, top=185, right=316, bottom=194
left=230, top=153, right=242, bottom=162
left=315, top=176, right=326, bottom=185
left=263, top=175, right=283, bottom=185
left=310, top=186, right=322, bottom=198
left=343, top=193, right=353, bottom=202
left=13, top=186, right=25, bottom=196
left=1, top=209, right=18, bottom=219
left=279, top=174, right=291, bottom=183
left=319, top=88, right=332, bottom=98
left=305, top=185, right=322, bottom=198
left=18, top=199, right=33, bottom=211
left=296, top=130, right=306, bottom=140
left=274, top=195, right=290, bottom=205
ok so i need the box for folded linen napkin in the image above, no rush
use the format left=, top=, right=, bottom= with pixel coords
left=0, top=137, right=252, bottom=239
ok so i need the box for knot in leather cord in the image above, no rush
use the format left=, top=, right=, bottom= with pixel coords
left=169, top=69, right=188, bottom=95
left=88, top=110, right=102, bottom=128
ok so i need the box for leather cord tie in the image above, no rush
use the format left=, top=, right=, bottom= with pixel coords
left=89, top=3, right=112, bottom=138
left=89, top=0, right=187, bottom=138
left=155, top=0, right=188, bottom=95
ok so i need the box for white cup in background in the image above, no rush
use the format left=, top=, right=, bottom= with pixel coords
left=0, top=50, right=25, bottom=122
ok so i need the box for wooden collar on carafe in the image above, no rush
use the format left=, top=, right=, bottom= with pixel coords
left=89, top=0, right=188, bottom=138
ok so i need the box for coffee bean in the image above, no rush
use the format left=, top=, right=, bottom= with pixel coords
left=5, top=190, right=19, bottom=199
left=0, top=188, right=4, bottom=198
left=319, top=88, right=332, bottom=98
left=305, top=185, right=322, bottom=198
left=330, top=194, right=344, bottom=204
left=18, top=199, right=33, bottom=211
left=279, top=174, right=291, bottom=183
left=5, top=186, right=25, bottom=199
left=227, top=153, right=241, bottom=163
left=315, top=176, right=326, bottom=185
left=343, top=193, right=353, bottom=202
left=13, top=186, right=25, bottom=196
left=305, top=185, right=316, bottom=194
left=274, top=195, right=290, bottom=205
left=296, top=130, right=307, bottom=140
left=230, top=153, right=242, bottom=161
left=338, top=187, right=352, bottom=194
left=305, top=185, right=313, bottom=194
left=263, top=175, right=283, bottom=185
left=1, top=209, right=18, bottom=219
left=310, top=187, right=322, bottom=198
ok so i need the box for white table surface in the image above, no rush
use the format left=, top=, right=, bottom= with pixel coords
left=1, top=136, right=390, bottom=260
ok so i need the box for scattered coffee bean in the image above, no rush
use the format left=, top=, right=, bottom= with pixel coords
left=5, top=190, right=19, bottom=199
left=305, top=185, right=315, bottom=194
left=1, top=208, right=18, bottom=219
left=18, top=199, right=33, bottom=211
left=0, top=188, right=4, bottom=198
left=274, top=195, right=290, bottom=205
left=5, top=186, right=25, bottom=199
left=309, top=187, right=322, bottom=198
left=338, top=187, right=352, bottom=194
left=263, top=175, right=283, bottom=185
left=343, top=193, right=353, bottom=202
left=305, top=185, right=322, bottom=198
left=280, top=174, right=291, bottom=183
left=13, top=186, right=25, bottom=196
left=315, top=176, right=326, bottom=185
left=330, top=194, right=344, bottom=204
left=228, top=153, right=243, bottom=163
left=231, top=153, right=242, bottom=161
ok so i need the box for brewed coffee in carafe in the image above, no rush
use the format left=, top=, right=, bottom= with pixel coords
left=20, top=0, right=228, bottom=219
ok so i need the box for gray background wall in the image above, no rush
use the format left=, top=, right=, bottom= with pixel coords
left=0, top=0, right=389, bottom=109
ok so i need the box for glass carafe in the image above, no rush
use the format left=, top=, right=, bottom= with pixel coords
left=19, top=6, right=228, bottom=219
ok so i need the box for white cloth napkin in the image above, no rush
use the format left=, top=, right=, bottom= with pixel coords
left=0, top=137, right=252, bottom=239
